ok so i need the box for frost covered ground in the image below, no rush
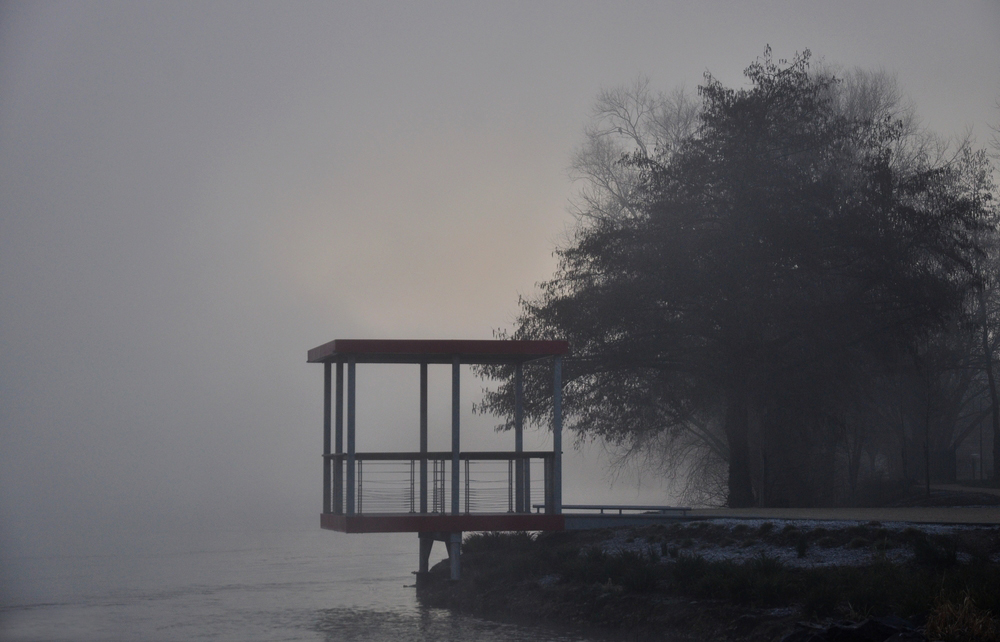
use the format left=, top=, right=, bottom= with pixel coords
left=595, top=518, right=1000, bottom=568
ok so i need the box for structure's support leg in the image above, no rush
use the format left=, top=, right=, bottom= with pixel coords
left=419, top=533, right=433, bottom=573
left=448, top=532, right=462, bottom=581
left=415, top=532, right=434, bottom=588
left=451, top=357, right=460, bottom=516
left=323, top=362, right=331, bottom=514
left=415, top=531, right=459, bottom=586
left=553, top=356, right=562, bottom=514
left=346, top=358, right=356, bottom=515
left=420, top=363, right=428, bottom=514
left=544, top=456, right=553, bottom=514
left=334, top=362, right=344, bottom=514
left=514, top=362, right=524, bottom=512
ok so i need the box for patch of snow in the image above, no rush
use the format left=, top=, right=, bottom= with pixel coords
left=593, top=520, right=1000, bottom=569
left=767, top=607, right=797, bottom=617
left=598, top=530, right=661, bottom=557
left=537, top=573, right=561, bottom=587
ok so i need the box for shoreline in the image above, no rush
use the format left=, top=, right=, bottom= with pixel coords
left=416, top=519, right=1000, bottom=641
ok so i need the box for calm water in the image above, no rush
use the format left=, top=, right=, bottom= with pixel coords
left=0, top=529, right=602, bottom=642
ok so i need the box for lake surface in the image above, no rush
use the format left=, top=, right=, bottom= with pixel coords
left=0, top=529, right=603, bottom=641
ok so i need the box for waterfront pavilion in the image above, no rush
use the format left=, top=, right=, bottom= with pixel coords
left=307, top=339, right=569, bottom=580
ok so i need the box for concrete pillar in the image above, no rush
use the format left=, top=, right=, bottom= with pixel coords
left=415, top=532, right=434, bottom=589
left=418, top=533, right=433, bottom=573
left=449, top=532, right=462, bottom=580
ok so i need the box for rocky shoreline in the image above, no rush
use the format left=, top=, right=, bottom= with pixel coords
left=416, top=519, right=1000, bottom=641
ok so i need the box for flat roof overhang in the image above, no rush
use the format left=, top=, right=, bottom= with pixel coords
left=307, top=339, right=570, bottom=365
left=321, top=513, right=566, bottom=533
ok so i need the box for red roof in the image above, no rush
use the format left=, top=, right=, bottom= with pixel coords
left=307, top=339, right=569, bottom=364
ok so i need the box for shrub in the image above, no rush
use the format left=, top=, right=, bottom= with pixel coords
left=912, top=534, right=957, bottom=568
left=847, top=537, right=870, bottom=550
left=672, top=552, right=709, bottom=585
left=796, top=535, right=810, bottom=558
left=462, top=531, right=535, bottom=553
left=618, top=552, right=662, bottom=593
left=561, top=547, right=663, bottom=593
left=802, top=575, right=841, bottom=616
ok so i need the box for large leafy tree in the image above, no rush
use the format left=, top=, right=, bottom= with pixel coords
left=480, top=50, right=995, bottom=507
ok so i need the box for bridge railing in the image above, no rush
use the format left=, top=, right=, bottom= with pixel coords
left=323, top=451, right=555, bottom=516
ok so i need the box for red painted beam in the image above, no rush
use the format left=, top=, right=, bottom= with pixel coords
left=320, top=512, right=566, bottom=533
left=307, top=339, right=569, bottom=364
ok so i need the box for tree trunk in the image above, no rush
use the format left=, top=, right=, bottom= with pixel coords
left=924, top=395, right=932, bottom=498
left=977, top=289, right=1000, bottom=483
left=724, top=390, right=755, bottom=507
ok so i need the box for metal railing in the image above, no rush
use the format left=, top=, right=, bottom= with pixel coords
left=323, top=451, right=555, bottom=515
left=532, top=504, right=691, bottom=517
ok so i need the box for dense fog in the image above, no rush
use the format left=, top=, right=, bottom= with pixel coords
left=1, top=1, right=997, bottom=602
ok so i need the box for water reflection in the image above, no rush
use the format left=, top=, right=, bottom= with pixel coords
left=313, top=606, right=592, bottom=642
left=2, top=530, right=611, bottom=641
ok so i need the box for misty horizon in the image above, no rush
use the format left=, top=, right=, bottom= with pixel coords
left=1, top=4, right=998, bottom=639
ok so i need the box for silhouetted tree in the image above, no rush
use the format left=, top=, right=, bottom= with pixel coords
left=479, top=49, right=997, bottom=506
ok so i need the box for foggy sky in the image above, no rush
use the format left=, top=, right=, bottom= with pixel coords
left=1, top=0, right=998, bottom=586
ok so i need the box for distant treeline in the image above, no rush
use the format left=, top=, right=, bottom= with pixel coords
left=478, top=49, right=1000, bottom=508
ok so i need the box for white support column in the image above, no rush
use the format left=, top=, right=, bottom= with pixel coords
left=451, top=357, right=460, bottom=515
left=346, top=358, right=356, bottom=515
left=514, top=362, right=524, bottom=512
left=323, top=362, right=331, bottom=514
left=420, top=363, right=428, bottom=514
left=552, top=356, right=562, bottom=514
left=334, top=362, right=344, bottom=514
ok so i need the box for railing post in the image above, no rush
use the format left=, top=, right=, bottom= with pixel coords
left=323, top=362, right=331, bottom=513
left=524, top=455, right=531, bottom=512
left=346, top=358, right=356, bottom=515
left=432, top=460, right=438, bottom=513
left=508, top=459, right=514, bottom=513
left=334, top=362, right=344, bottom=514
left=544, top=454, right=553, bottom=514
left=465, top=459, right=470, bottom=514
left=439, top=458, right=446, bottom=513
left=357, top=459, right=363, bottom=514
left=409, top=459, right=415, bottom=513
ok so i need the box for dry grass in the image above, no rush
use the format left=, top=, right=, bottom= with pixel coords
left=926, top=593, right=1000, bottom=642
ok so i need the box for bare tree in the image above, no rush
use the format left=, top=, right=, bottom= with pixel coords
left=569, top=78, right=698, bottom=224
left=819, top=65, right=951, bottom=172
